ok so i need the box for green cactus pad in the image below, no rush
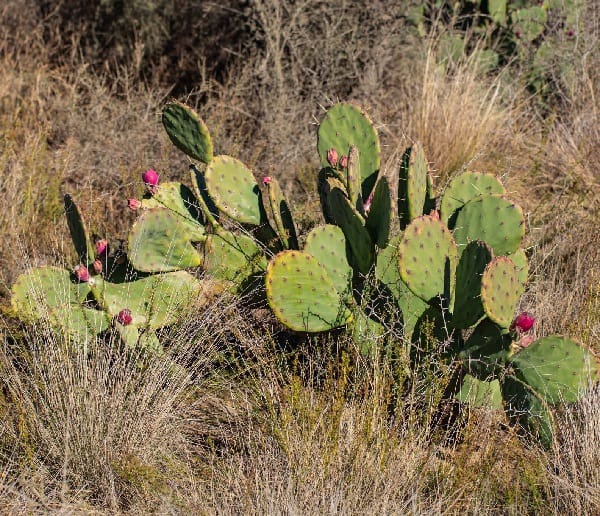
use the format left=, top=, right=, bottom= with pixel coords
left=11, top=266, right=91, bottom=322
left=375, top=239, right=429, bottom=339
left=351, top=307, right=385, bottom=357
left=508, top=336, right=600, bottom=404
left=508, top=248, right=529, bottom=297
left=265, top=251, right=352, bottom=332
left=327, top=185, right=374, bottom=275
left=440, top=172, right=505, bottom=227
left=459, top=318, right=511, bottom=379
left=48, top=305, right=110, bottom=348
left=64, top=194, right=95, bottom=263
left=92, top=271, right=201, bottom=329
left=481, top=256, right=520, bottom=328
left=128, top=208, right=202, bottom=273
left=398, top=142, right=428, bottom=228
left=202, top=231, right=266, bottom=284
left=142, top=181, right=205, bottom=239
left=115, top=324, right=163, bottom=355
left=190, top=164, right=220, bottom=223
left=317, top=103, right=380, bottom=200
left=261, top=176, right=298, bottom=249
left=455, top=375, right=503, bottom=409
left=162, top=101, right=213, bottom=163
left=452, top=240, right=493, bottom=329
left=365, top=176, right=392, bottom=248
left=205, top=155, right=262, bottom=225
left=304, top=224, right=352, bottom=296
left=502, top=376, right=555, bottom=448
left=398, top=215, right=458, bottom=303
left=453, top=196, right=525, bottom=256
left=511, top=6, right=547, bottom=42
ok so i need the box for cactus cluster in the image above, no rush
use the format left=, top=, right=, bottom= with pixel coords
left=9, top=100, right=598, bottom=446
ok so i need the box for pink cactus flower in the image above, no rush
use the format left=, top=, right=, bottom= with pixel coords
left=326, top=148, right=339, bottom=168
left=142, top=168, right=159, bottom=187
left=517, top=334, right=535, bottom=348
left=73, top=264, right=91, bottom=283
left=117, top=308, right=133, bottom=326
left=430, top=209, right=440, bottom=220
left=510, top=312, right=535, bottom=333
left=95, top=239, right=108, bottom=257
left=92, top=259, right=103, bottom=275
left=128, top=198, right=142, bottom=210
left=263, top=176, right=272, bottom=185
left=339, top=155, right=348, bottom=169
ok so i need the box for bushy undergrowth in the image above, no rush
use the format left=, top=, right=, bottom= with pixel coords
left=0, top=0, right=599, bottom=513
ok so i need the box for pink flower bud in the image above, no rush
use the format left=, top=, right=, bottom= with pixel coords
left=510, top=312, right=535, bottom=333
left=95, top=239, right=108, bottom=257
left=128, top=198, right=142, bottom=210
left=142, top=169, right=159, bottom=187
left=430, top=209, right=440, bottom=220
left=339, top=155, right=348, bottom=169
left=73, top=264, right=91, bottom=283
left=263, top=176, right=272, bottom=185
left=327, top=148, right=339, bottom=168
left=566, top=29, right=574, bottom=38
left=117, top=308, right=133, bottom=326
left=515, top=29, right=522, bottom=39
left=92, top=259, right=103, bottom=275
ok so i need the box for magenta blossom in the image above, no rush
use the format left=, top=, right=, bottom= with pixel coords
left=128, top=198, right=142, bottom=210
left=510, top=312, right=535, bottom=333
left=73, top=264, right=91, bottom=283
left=117, top=308, right=133, bottom=326
left=326, top=148, right=339, bottom=168
left=263, top=176, right=272, bottom=185
left=95, top=239, right=108, bottom=257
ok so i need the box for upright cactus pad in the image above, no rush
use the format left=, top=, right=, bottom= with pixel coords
left=453, top=195, right=525, bottom=257
left=440, top=172, right=505, bottom=227
left=327, top=185, right=374, bottom=275
left=317, top=103, right=380, bottom=199
left=398, top=142, right=428, bottom=228
left=202, top=231, right=266, bottom=284
left=455, top=375, right=503, bottom=409
left=304, top=225, right=352, bottom=296
left=11, top=266, right=91, bottom=322
left=265, top=251, right=352, bottom=332
left=92, top=271, right=202, bottom=329
left=508, top=248, right=529, bottom=297
left=205, top=155, right=262, bottom=225
left=452, top=240, right=493, bottom=329
left=142, top=181, right=205, bottom=238
left=64, top=194, right=95, bottom=264
left=261, top=176, right=298, bottom=249
left=398, top=215, right=458, bottom=303
left=128, top=208, right=203, bottom=273
left=365, top=176, right=392, bottom=248
left=162, top=102, right=213, bottom=163
left=481, top=256, right=520, bottom=328
left=508, top=336, right=600, bottom=403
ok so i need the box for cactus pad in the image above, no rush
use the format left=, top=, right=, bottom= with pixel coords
left=508, top=336, right=600, bottom=403
left=265, top=250, right=352, bottom=332
left=202, top=231, right=266, bottom=284
left=162, top=102, right=213, bottom=163
left=398, top=215, right=458, bottom=302
left=398, top=142, right=428, bottom=227
left=142, top=181, right=205, bottom=239
left=11, top=266, right=92, bottom=322
left=452, top=240, right=493, bottom=329
left=453, top=196, right=525, bottom=257
left=92, top=271, right=202, bottom=329
left=508, top=248, right=529, bottom=297
left=64, top=194, right=95, bottom=264
left=327, top=185, right=374, bottom=274
left=440, top=172, right=505, bottom=227
left=455, top=375, right=503, bottom=409
left=261, top=176, right=298, bottom=249
left=459, top=318, right=511, bottom=379
left=317, top=103, right=380, bottom=200
left=205, top=155, right=262, bottom=225
left=304, top=224, right=352, bottom=296
left=480, top=256, right=520, bottom=327
left=365, top=176, right=392, bottom=248
left=128, top=208, right=202, bottom=273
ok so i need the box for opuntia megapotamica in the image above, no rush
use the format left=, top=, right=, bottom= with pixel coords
left=510, top=312, right=535, bottom=332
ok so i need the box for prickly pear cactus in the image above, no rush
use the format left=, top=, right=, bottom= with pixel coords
left=162, top=101, right=213, bottom=163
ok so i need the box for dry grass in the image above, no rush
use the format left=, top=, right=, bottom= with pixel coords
left=0, top=0, right=599, bottom=513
